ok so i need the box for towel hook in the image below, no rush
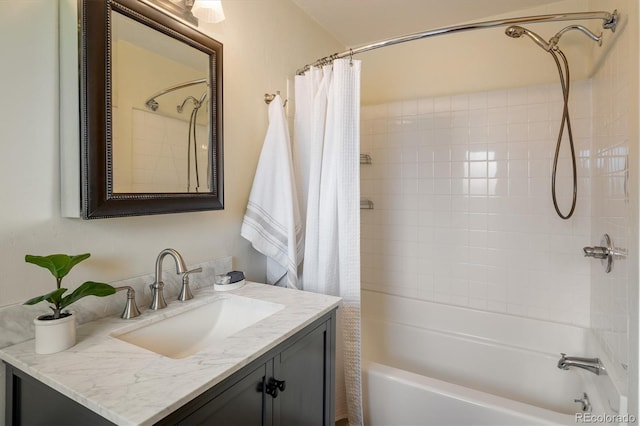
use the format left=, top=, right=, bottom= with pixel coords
left=264, top=91, right=287, bottom=107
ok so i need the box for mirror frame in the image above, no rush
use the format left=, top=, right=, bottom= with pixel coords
left=80, top=0, right=223, bottom=218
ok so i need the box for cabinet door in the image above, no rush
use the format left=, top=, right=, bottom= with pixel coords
left=272, top=320, right=334, bottom=426
left=176, top=363, right=269, bottom=426
left=5, top=364, right=115, bottom=426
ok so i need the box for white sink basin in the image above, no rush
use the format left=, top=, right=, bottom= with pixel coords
left=112, top=295, right=284, bottom=359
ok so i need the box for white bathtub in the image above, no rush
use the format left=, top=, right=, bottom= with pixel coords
left=361, top=290, right=626, bottom=426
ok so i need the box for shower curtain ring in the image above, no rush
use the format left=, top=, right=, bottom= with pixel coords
left=349, top=49, right=353, bottom=66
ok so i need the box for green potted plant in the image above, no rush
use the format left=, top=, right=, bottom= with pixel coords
left=24, top=253, right=115, bottom=354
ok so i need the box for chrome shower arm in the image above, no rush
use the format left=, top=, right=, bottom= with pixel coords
left=550, top=25, right=603, bottom=49
left=177, top=96, right=200, bottom=113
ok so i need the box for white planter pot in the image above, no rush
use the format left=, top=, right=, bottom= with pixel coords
left=34, top=314, right=76, bottom=354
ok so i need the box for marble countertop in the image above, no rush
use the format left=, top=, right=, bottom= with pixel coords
left=0, top=282, right=341, bottom=425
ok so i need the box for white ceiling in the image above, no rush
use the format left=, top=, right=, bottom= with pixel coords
left=290, top=0, right=566, bottom=47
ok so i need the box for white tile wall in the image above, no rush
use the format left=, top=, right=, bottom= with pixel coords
left=591, top=24, right=632, bottom=375
left=361, top=81, right=592, bottom=326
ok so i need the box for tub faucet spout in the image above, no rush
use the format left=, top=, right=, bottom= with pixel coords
left=557, top=353, right=606, bottom=375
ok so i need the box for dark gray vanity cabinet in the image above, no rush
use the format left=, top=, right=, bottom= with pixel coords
left=162, top=310, right=336, bottom=426
left=274, top=319, right=332, bottom=426
left=4, top=309, right=336, bottom=426
left=173, top=362, right=268, bottom=425
left=5, top=365, right=116, bottom=426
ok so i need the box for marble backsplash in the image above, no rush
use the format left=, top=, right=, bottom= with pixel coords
left=0, top=256, right=233, bottom=349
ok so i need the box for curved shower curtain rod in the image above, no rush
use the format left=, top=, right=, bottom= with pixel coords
left=295, top=10, right=618, bottom=75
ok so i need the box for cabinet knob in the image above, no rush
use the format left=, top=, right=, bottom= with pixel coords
left=266, top=377, right=286, bottom=398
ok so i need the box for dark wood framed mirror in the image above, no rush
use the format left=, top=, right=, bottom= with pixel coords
left=80, top=0, right=223, bottom=218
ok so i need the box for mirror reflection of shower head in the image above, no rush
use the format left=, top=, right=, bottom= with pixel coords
left=505, top=25, right=551, bottom=51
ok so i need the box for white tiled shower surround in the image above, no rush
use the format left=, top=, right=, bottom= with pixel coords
left=591, top=21, right=632, bottom=376
left=360, top=81, right=593, bottom=327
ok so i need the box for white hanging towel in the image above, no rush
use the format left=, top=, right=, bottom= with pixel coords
left=241, top=95, right=303, bottom=289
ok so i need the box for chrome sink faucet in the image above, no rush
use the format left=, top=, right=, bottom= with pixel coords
left=557, top=353, right=606, bottom=376
left=150, top=248, right=187, bottom=310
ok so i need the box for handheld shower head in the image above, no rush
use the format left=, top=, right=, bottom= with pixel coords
left=505, top=26, right=525, bottom=38
left=505, top=25, right=551, bottom=51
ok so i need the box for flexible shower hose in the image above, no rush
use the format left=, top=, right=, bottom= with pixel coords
left=186, top=102, right=202, bottom=192
left=548, top=47, right=577, bottom=219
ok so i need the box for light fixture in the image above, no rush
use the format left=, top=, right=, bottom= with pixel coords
left=143, top=0, right=225, bottom=26
left=192, top=0, right=225, bottom=24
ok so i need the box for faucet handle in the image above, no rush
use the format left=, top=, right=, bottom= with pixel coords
left=115, top=286, right=141, bottom=319
left=574, top=392, right=591, bottom=412
left=178, top=267, right=203, bottom=302
left=185, top=267, right=203, bottom=275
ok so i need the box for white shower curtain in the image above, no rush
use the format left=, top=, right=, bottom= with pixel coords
left=294, top=58, right=363, bottom=425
